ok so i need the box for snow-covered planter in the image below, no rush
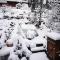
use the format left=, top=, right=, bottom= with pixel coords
left=6, top=39, right=13, bottom=47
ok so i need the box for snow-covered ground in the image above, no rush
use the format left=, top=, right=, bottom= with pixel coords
left=30, top=52, right=49, bottom=60
left=0, top=18, right=49, bottom=59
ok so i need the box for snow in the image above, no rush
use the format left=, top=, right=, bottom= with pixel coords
left=21, top=57, right=27, bottom=60
left=46, top=32, right=60, bottom=40
left=31, top=46, right=45, bottom=51
left=0, top=46, right=14, bottom=56
left=8, top=52, right=20, bottom=60
left=21, top=23, right=36, bottom=30
left=0, top=13, right=4, bottom=19
left=30, top=52, right=49, bottom=60
left=26, top=30, right=37, bottom=39
left=0, top=5, right=49, bottom=60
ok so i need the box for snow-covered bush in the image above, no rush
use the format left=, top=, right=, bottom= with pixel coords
left=8, top=52, right=20, bottom=60
left=26, top=30, right=38, bottom=40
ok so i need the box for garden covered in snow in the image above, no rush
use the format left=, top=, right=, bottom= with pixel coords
left=0, top=3, right=48, bottom=60
left=0, top=1, right=60, bottom=60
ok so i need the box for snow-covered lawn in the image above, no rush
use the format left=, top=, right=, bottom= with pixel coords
left=30, top=52, right=49, bottom=60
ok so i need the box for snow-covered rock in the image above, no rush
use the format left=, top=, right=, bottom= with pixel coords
left=6, top=39, right=13, bottom=47
left=26, top=30, right=38, bottom=40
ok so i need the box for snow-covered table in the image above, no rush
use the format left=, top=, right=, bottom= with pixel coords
left=46, top=32, right=60, bottom=60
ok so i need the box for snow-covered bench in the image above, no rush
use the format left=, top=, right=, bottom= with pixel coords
left=28, top=35, right=47, bottom=53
